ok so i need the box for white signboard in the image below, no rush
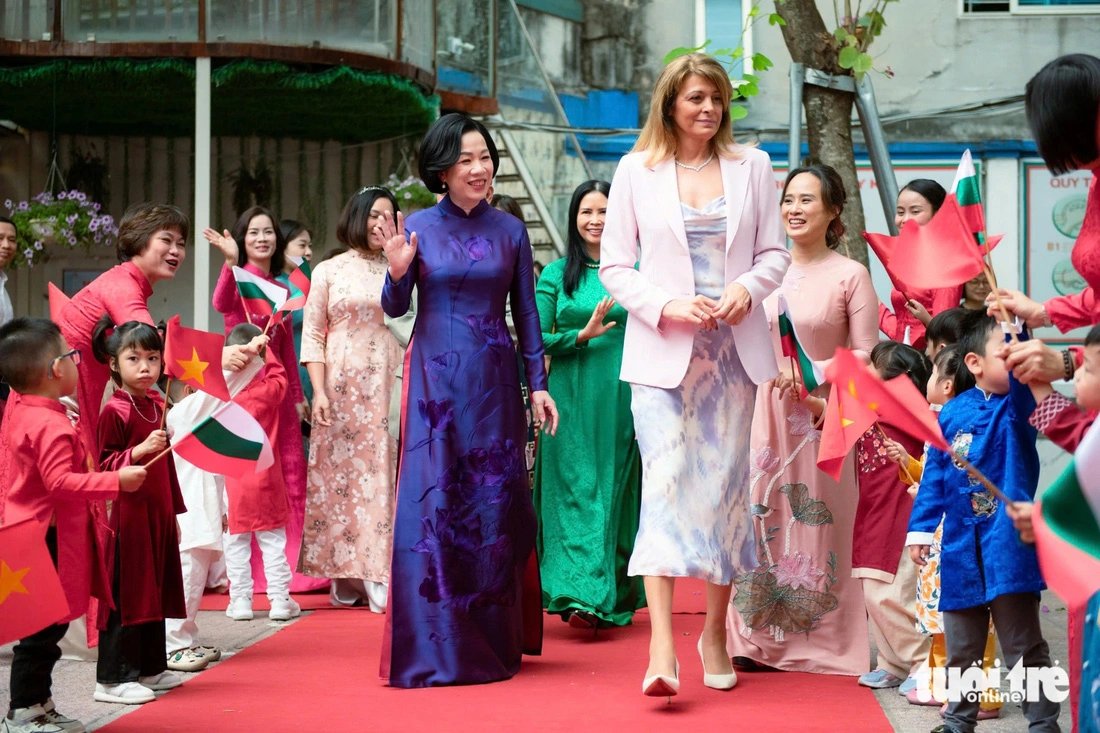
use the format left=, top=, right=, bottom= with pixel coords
left=1023, top=161, right=1090, bottom=346
left=772, top=162, right=961, bottom=319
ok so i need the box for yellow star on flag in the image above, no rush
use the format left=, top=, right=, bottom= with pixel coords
left=848, top=380, right=878, bottom=410
left=0, top=560, right=30, bottom=604
left=176, top=347, right=209, bottom=387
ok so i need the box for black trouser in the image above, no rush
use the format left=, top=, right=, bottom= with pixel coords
left=943, top=592, right=1061, bottom=733
left=95, top=544, right=167, bottom=684
left=9, top=527, right=69, bottom=711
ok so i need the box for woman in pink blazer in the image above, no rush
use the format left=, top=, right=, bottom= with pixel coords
left=599, top=53, right=790, bottom=701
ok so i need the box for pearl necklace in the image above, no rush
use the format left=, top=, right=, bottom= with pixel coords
left=674, top=152, right=714, bottom=172
left=125, top=389, right=159, bottom=424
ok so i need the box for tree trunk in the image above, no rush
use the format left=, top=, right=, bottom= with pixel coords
left=774, top=0, right=869, bottom=267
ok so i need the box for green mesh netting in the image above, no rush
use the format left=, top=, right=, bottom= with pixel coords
left=0, top=58, right=439, bottom=142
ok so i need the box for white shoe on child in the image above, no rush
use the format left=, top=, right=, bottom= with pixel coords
left=2, top=705, right=64, bottom=733
left=268, top=596, right=301, bottom=622
left=226, top=595, right=254, bottom=621
left=39, top=701, right=83, bottom=733
left=93, top=682, right=156, bottom=705
left=138, top=672, right=182, bottom=691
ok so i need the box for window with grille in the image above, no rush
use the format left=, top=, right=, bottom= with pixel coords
left=964, top=0, right=1100, bottom=13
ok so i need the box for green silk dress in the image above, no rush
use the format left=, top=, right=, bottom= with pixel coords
left=532, top=257, right=645, bottom=626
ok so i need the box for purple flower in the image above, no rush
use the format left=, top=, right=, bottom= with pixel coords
left=424, top=350, right=459, bottom=382
left=67, top=235, right=77, bottom=246
left=17, top=201, right=28, bottom=211
left=3, top=199, right=10, bottom=209
left=771, top=552, right=826, bottom=591
left=32, top=192, right=50, bottom=204
left=466, top=315, right=511, bottom=348
left=89, top=219, right=99, bottom=232
left=74, top=191, right=86, bottom=201
left=66, top=214, right=78, bottom=225
left=93, top=234, right=102, bottom=244
left=417, top=398, right=454, bottom=433
left=92, top=202, right=101, bottom=212
left=463, top=235, right=491, bottom=261
left=57, top=191, right=67, bottom=199
left=33, top=241, right=43, bottom=250
left=23, top=248, right=33, bottom=259
left=59, top=228, right=71, bottom=239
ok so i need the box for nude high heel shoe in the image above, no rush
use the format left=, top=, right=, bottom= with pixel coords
left=642, top=659, right=680, bottom=702
left=698, top=637, right=738, bottom=690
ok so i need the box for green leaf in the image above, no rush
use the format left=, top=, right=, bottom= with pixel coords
left=857, top=13, right=872, bottom=27
left=845, top=33, right=858, bottom=47
left=768, top=13, right=786, bottom=26
left=853, top=53, right=874, bottom=74
left=751, top=53, right=774, bottom=71
left=732, top=46, right=745, bottom=58
left=743, top=73, right=760, bottom=83
left=662, top=40, right=710, bottom=64
left=838, top=46, right=859, bottom=69
left=834, top=27, right=849, bottom=43
left=742, top=81, right=759, bottom=96
left=713, top=48, right=733, bottom=56
left=729, top=105, right=749, bottom=120
left=747, top=5, right=760, bottom=17
left=780, top=483, right=834, bottom=526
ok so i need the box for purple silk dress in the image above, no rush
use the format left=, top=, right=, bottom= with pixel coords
left=380, top=196, right=548, bottom=688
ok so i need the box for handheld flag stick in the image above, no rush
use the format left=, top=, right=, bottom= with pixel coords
left=951, top=451, right=1011, bottom=504
left=144, top=443, right=173, bottom=469
left=159, top=378, right=172, bottom=430
left=873, top=422, right=917, bottom=485
left=982, top=263, right=1019, bottom=344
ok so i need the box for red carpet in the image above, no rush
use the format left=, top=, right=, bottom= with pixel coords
left=101, top=605, right=891, bottom=732
left=198, top=590, right=332, bottom=612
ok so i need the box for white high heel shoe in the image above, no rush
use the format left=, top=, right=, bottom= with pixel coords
left=642, top=659, right=680, bottom=701
left=697, top=637, right=738, bottom=690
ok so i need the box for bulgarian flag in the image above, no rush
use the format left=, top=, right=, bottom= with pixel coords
left=1032, top=419, right=1100, bottom=610
left=233, top=266, right=287, bottom=319
left=279, top=256, right=311, bottom=312
left=950, top=149, right=986, bottom=244
left=777, top=294, right=824, bottom=396
left=172, top=401, right=275, bottom=479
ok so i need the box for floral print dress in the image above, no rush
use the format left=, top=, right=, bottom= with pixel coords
left=298, top=249, right=402, bottom=584
left=726, top=251, right=880, bottom=675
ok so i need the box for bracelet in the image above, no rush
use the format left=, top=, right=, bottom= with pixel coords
left=1062, top=349, right=1075, bottom=380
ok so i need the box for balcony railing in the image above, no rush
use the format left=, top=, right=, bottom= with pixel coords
left=2, top=0, right=430, bottom=72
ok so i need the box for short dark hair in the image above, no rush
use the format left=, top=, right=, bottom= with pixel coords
left=279, top=219, right=311, bottom=244
left=899, top=179, right=947, bottom=214
left=782, top=165, right=847, bottom=249
left=933, top=343, right=976, bottom=395
left=563, top=180, right=611, bottom=297
left=232, top=206, right=286, bottom=275
left=491, top=194, right=524, bottom=223
left=1025, top=54, right=1100, bottom=176
left=956, top=309, right=999, bottom=364
left=336, top=187, right=399, bottom=252
left=871, top=340, right=932, bottom=395
left=417, top=114, right=500, bottom=195
left=1085, top=323, right=1100, bottom=348
left=117, top=203, right=190, bottom=262
left=926, top=307, right=968, bottom=348
left=226, top=322, right=263, bottom=347
left=0, top=317, right=64, bottom=392
left=91, top=316, right=163, bottom=385
left=0, top=215, right=15, bottom=231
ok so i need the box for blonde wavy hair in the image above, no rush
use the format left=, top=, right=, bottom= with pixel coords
left=634, top=53, right=741, bottom=167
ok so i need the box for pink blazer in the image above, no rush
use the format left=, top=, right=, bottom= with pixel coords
left=599, top=147, right=791, bottom=388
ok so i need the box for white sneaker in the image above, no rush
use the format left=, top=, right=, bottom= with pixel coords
left=166, top=647, right=210, bottom=672
left=226, top=595, right=254, bottom=621
left=93, top=682, right=156, bottom=705
left=138, top=672, right=182, bottom=691
left=2, top=705, right=64, bottom=733
left=268, top=596, right=301, bottom=621
left=39, top=701, right=84, bottom=733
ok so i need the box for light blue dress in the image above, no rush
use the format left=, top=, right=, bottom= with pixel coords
left=627, top=197, right=759, bottom=585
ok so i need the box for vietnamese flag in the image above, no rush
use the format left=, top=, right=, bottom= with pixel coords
left=279, top=256, right=312, bottom=312
left=47, top=283, right=70, bottom=323
left=865, top=196, right=1005, bottom=291
left=172, top=401, right=275, bottom=479
left=0, top=517, right=70, bottom=646
left=164, top=316, right=231, bottom=401
left=824, top=347, right=950, bottom=453
left=816, top=376, right=877, bottom=481
left=232, top=266, right=287, bottom=319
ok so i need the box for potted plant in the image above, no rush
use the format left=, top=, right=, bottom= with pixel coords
left=385, top=174, right=436, bottom=213
left=3, top=190, right=117, bottom=268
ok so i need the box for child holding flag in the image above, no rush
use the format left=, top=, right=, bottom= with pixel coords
left=0, top=318, right=148, bottom=733
left=91, top=319, right=187, bottom=705
left=204, top=207, right=324, bottom=595
left=219, top=324, right=301, bottom=623
left=906, top=309, right=1060, bottom=733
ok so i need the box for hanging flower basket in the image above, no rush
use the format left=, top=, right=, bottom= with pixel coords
left=385, top=175, right=436, bottom=212
left=3, top=190, right=117, bottom=268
